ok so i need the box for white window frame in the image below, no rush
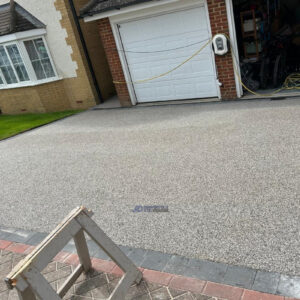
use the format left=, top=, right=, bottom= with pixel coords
left=21, top=36, right=58, bottom=81
left=0, top=42, right=30, bottom=84
left=0, top=43, right=19, bottom=85
left=0, top=30, right=60, bottom=90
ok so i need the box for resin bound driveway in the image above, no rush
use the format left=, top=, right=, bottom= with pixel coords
left=0, top=99, right=299, bottom=276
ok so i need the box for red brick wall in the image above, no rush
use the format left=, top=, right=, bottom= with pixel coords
left=98, top=18, right=132, bottom=107
left=207, top=0, right=237, bottom=99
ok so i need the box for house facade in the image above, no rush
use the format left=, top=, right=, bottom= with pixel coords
left=2, top=0, right=297, bottom=113
left=80, top=0, right=242, bottom=107
left=0, top=0, right=114, bottom=114
left=0, top=0, right=242, bottom=114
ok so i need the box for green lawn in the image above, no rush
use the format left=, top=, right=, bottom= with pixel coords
left=0, top=110, right=82, bottom=140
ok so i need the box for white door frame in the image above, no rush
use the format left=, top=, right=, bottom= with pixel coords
left=110, top=20, right=137, bottom=105
left=110, top=0, right=221, bottom=105
left=225, top=0, right=243, bottom=97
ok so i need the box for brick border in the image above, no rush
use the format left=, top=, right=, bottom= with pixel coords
left=0, top=230, right=299, bottom=300
left=1, top=240, right=298, bottom=300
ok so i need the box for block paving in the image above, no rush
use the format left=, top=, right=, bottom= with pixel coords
left=0, top=241, right=298, bottom=300
left=0, top=247, right=219, bottom=300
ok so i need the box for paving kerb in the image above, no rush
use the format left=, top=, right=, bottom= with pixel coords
left=0, top=229, right=299, bottom=298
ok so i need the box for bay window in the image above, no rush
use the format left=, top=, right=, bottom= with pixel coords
left=0, top=45, right=19, bottom=84
left=0, top=36, right=57, bottom=88
left=6, top=44, right=30, bottom=82
left=24, top=38, right=56, bottom=80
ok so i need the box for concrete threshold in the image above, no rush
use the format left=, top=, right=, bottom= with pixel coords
left=242, top=89, right=300, bottom=100
left=136, top=97, right=220, bottom=107
left=92, top=97, right=220, bottom=110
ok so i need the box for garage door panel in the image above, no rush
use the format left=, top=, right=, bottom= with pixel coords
left=196, top=81, right=218, bottom=94
left=130, top=60, right=215, bottom=82
left=174, top=82, right=195, bottom=97
left=123, top=28, right=209, bottom=45
left=190, top=59, right=215, bottom=74
left=122, top=32, right=210, bottom=55
left=157, top=85, right=174, bottom=97
left=119, top=7, right=218, bottom=102
left=130, top=52, right=215, bottom=73
left=130, top=47, right=212, bottom=61
left=122, top=9, right=208, bottom=42
left=134, top=86, right=156, bottom=101
left=134, top=77, right=218, bottom=100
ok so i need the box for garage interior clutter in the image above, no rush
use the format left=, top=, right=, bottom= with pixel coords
left=233, top=0, right=300, bottom=94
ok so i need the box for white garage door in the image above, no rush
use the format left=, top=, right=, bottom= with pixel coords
left=118, top=7, right=219, bottom=103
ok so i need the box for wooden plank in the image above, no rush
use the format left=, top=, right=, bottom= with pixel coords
left=76, top=212, right=142, bottom=277
left=7, top=275, right=28, bottom=292
left=31, top=219, right=81, bottom=271
left=6, top=206, right=85, bottom=281
left=73, top=229, right=91, bottom=273
left=17, top=286, right=36, bottom=300
left=58, top=264, right=83, bottom=298
left=24, top=267, right=61, bottom=300
left=4, top=207, right=96, bottom=299
left=109, top=271, right=142, bottom=300
left=6, top=207, right=144, bottom=300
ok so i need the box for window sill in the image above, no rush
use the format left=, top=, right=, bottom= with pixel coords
left=0, top=76, right=63, bottom=90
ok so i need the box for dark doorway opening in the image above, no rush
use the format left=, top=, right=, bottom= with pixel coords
left=232, top=0, right=300, bottom=96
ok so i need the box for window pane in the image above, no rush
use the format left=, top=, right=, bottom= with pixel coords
left=24, top=40, right=38, bottom=60
left=41, top=59, right=55, bottom=78
left=32, top=61, right=46, bottom=80
left=34, top=39, right=49, bottom=59
left=1, top=67, right=17, bottom=84
left=0, top=46, right=18, bottom=84
left=24, top=38, right=56, bottom=80
left=6, top=45, right=29, bottom=82
left=14, top=64, right=29, bottom=82
left=0, top=46, right=10, bottom=65
left=0, top=74, right=3, bottom=84
left=6, top=45, right=19, bottom=64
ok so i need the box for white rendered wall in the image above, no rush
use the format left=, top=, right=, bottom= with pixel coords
left=0, top=0, right=78, bottom=78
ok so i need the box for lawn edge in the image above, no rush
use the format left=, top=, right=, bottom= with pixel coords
left=0, top=110, right=85, bottom=142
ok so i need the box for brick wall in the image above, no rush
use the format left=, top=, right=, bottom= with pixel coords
left=98, top=18, right=132, bottom=107
left=207, top=0, right=237, bottom=99
left=0, top=80, right=71, bottom=114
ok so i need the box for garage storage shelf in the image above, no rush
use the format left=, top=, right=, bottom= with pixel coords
left=240, top=10, right=261, bottom=59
